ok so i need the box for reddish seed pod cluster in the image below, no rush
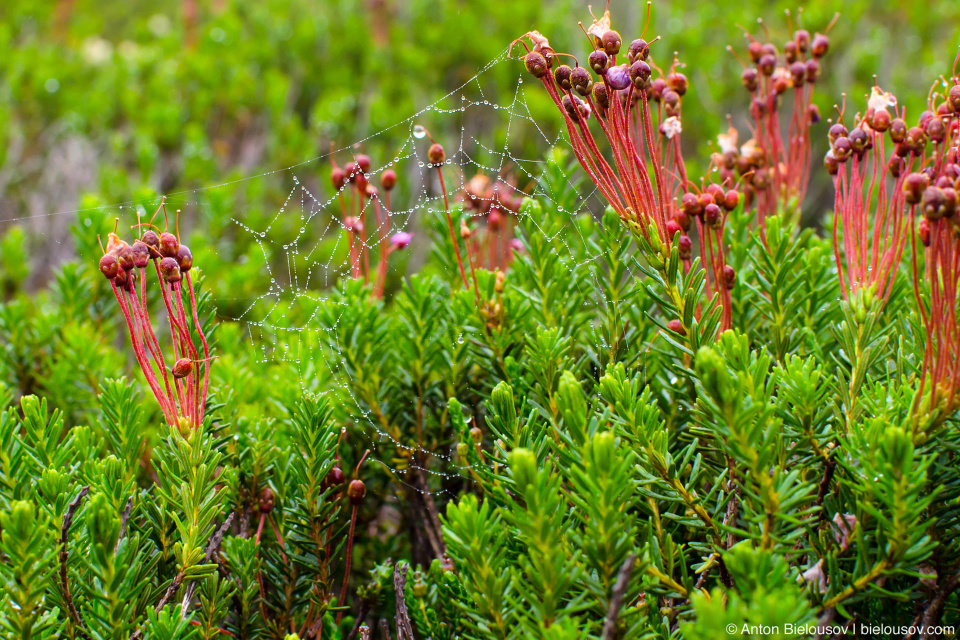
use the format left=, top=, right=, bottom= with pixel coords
left=512, top=10, right=697, bottom=247
left=98, top=203, right=211, bottom=430
left=514, top=8, right=773, bottom=341
left=675, top=182, right=740, bottom=330
left=825, top=69, right=960, bottom=415
left=827, top=86, right=915, bottom=308
left=330, top=152, right=411, bottom=299
left=458, top=174, right=525, bottom=273
left=726, top=23, right=830, bottom=223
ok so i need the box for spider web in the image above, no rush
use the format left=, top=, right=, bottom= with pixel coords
left=0, top=48, right=612, bottom=497
left=221, top=49, right=611, bottom=496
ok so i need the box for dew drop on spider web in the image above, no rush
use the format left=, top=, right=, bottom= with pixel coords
left=412, top=125, right=427, bottom=139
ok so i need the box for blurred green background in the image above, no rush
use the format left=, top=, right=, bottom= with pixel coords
left=1, top=0, right=959, bottom=420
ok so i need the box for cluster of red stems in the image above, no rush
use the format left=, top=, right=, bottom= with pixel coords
left=460, top=173, right=526, bottom=273
left=727, top=13, right=834, bottom=222
left=514, top=6, right=830, bottom=334
left=331, top=153, right=411, bottom=298
left=332, top=141, right=526, bottom=302
left=98, top=208, right=375, bottom=634
left=825, top=69, right=960, bottom=412
left=98, top=202, right=210, bottom=430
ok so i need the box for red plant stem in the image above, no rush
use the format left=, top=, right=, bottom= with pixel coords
left=437, top=168, right=470, bottom=289
left=185, top=273, right=212, bottom=422
left=172, top=283, right=201, bottom=424
left=112, top=281, right=176, bottom=425
left=154, top=264, right=193, bottom=419
left=340, top=193, right=360, bottom=279
left=539, top=78, right=627, bottom=219
left=695, top=218, right=713, bottom=301
left=267, top=514, right=288, bottom=563
left=129, top=273, right=178, bottom=414
left=638, top=91, right=670, bottom=238
left=358, top=190, right=370, bottom=284
left=255, top=512, right=266, bottom=546
left=336, top=504, right=359, bottom=625
left=121, top=284, right=172, bottom=418
left=188, top=620, right=235, bottom=637
left=373, top=197, right=389, bottom=298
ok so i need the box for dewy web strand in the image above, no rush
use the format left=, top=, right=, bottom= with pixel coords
left=63, top=47, right=615, bottom=498
left=225, top=47, right=613, bottom=498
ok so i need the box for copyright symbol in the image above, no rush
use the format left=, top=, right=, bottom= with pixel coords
left=726, top=624, right=738, bottom=634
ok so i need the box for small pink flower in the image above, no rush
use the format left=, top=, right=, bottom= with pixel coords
left=390, top=232, right=413, bottom=250
left=509, top=238, right=524, bottom=253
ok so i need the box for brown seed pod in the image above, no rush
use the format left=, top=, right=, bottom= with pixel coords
left=428, top=143, right=446, bottom=166
left=524, top=51, right=548, bottom=78
left=348, top=479, right=366, bottom=505
left=381, top=168, right=397, bottom=191
left=723, top=264, right=737, bottom=289
left=332, top=167, right=346, bottom=191
left=116, top=242, right=135, bottom=271
left=159, top=232, right=179, bottom=258
left=889, top=118, right=907, bottom=144
left=258, top=487, right=275, bottom=513
left=601, top=30, right=621, bottom=56
left=570, top=66, right=591, bottom=95
left=887, top=156, right=904, bottom=179
left=592, top=82, right=609, bottom=110
left=356, top=154, right=371, bottom=174
left=704, top=203, right=723, bottom=229
left=629, top=60, right=651, bottom=88
left=588, top=49, right=609, bottom=75
left=177, top=244, right=193, bottom=272
left=919, top=217, right=931, bottom=247
left=554, top=64, right=573, bottom=90
left=811, top=33, right=829, bottom=58
left=173, top=358, right=193, bottom=379
left=904, top=172, right=930, bottom=205
left=325, top=466, right=346, bottom=490
left=141, top=230, right=162, bottom=258
left=99, top=254, right=120, bottom=280
left=667, top=318, right=686, bottom=335
left=949, top=84, right=960, bottom=113
left=665, top=219, right=681, bottom=240
left=723, top=190, right=741, bottom=211
left=131, top=240, right=151, bottom=268
left=628, top=38, right=650, bottom=62
left=824, top=149, right=839, bottom=176
left=667, top=72, right=688, bottom=96
left=159, top=256, right=182, bottom=283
